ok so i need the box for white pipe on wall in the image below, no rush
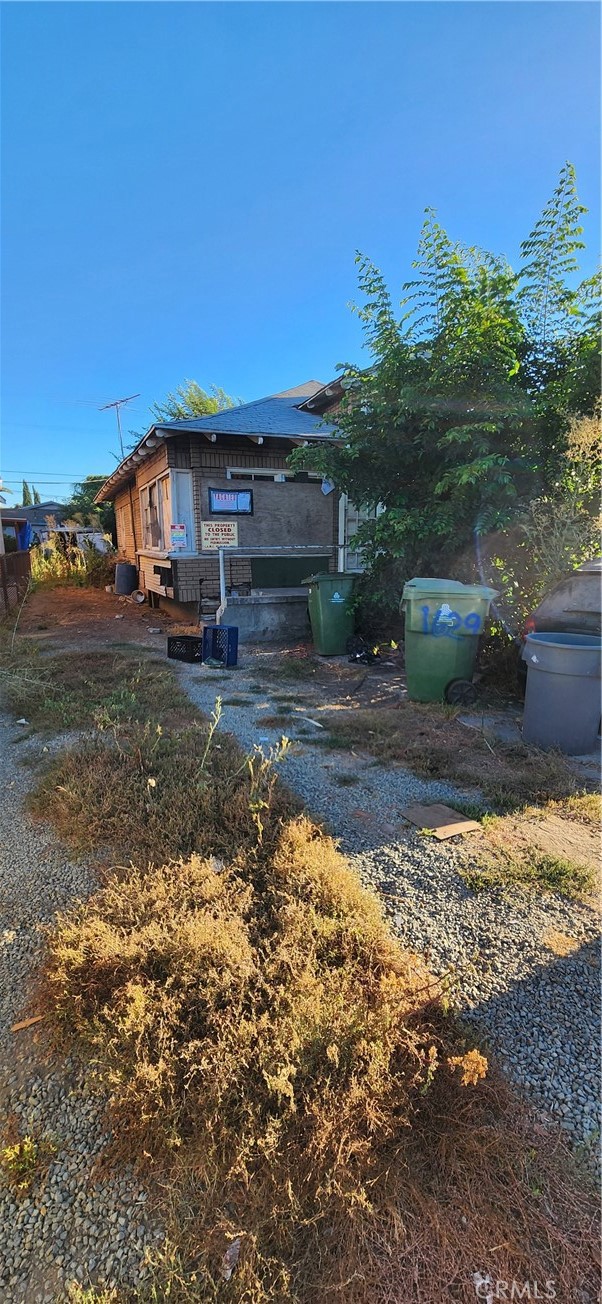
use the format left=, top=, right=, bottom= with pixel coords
left=217, top=547, right=226, bottom=623
left=337, top=493, right=347, bottom=572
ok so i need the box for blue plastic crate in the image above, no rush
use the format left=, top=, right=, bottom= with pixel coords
left=201, top=624, right=239, bottom=667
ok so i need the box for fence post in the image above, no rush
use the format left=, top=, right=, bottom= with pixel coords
left=0, top=557, right=9, bottom=613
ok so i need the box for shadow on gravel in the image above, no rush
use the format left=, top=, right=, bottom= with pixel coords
left=463, top=938, right=601, bottom=1156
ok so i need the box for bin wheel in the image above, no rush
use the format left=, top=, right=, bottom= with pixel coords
left=445, top=678, right=477, bottom=707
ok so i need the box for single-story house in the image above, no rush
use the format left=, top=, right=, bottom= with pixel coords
left=95, top=380, right=373, bottom=638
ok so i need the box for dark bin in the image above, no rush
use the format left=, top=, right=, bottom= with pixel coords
left=167, top=635, right=203, bottom=664
left=522, top=632, right=601, bottom=755
left=114, top=562, right=138, bottom=595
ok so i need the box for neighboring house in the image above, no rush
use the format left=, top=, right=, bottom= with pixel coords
left=1, top=502, right=110, bottom=554
left=95, top=380, right=371, bottom=637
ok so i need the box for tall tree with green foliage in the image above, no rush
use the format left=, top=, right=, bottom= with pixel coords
left=126, top=380, right=238, bottom=452
left=293, top=164, right=600, bottom=612
left=32, top=486, right=41, bottom=505
left=150, top=380, right=236, bottom=424
left=21, top=480, right=33, bottom=507
left=64, top=476, right=115, bottom=536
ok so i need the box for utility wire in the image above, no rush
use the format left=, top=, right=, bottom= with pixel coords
left=1, top=472, right=110, bottom=480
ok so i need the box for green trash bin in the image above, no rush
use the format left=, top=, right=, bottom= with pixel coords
left=401, top=578, right=498, bottom=703
left=303, top=573, right=356, bottom=655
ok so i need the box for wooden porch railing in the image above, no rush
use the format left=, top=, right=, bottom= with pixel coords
left=0, top=550, right=31, bottom=615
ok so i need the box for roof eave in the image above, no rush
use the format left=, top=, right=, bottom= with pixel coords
left=93, top=427, right=340, bottom=503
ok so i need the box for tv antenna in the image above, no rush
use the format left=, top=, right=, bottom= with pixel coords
left=99, top=394, right=140, bottom=458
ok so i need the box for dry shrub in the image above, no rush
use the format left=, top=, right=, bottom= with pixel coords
left=41, top=818, right=599, bottom=1302
left=29, top=720, right=298, bottom=865
left=319, top=704, right=581, bottom=810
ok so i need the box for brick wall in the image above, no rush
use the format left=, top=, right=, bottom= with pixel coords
left=113, top=436, right=339, bottom=601
left=173, top=553, right=253, bottom=605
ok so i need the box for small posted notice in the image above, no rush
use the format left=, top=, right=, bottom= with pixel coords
left=170, top=523, right=188, bottom=550
left=200, top=521, right=239, bottom=550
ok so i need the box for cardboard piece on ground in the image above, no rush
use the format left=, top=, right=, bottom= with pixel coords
left=400, top=803, right=481, bottom=840
left=11, top=1014, right=44, bottom=1033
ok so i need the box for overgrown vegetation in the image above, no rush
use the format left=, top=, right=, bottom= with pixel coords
left=483, top=407, right=602, bottom=628
left=40, top=815, right=598, bottom=1302
left=30, top=714, right=296, bottom=864
left=315, top=702, right=582, bottom=811
left=293, top=163, right=600, bottom=628
left=30, top=535, right=115, bottom=590
left=63, top=475, right=116, bottom=536
left=7, top=637, right=598, bottom=1299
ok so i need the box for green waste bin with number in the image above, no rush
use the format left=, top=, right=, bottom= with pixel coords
left=401, top=578, right=498, bottom=704
left=303, top=573, right=356, bottom=655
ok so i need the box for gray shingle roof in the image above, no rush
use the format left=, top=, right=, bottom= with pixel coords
left=1, top=501, right=67, bottom=524
left=157, top=392, right=336, bottom=440
left=94, top=381, right=338, bottom=503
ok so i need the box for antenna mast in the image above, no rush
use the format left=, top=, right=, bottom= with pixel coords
left=99, top=394, right=140, bottom=458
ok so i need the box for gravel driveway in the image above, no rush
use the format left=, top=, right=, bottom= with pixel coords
left=179, top=662, right=601, bottom=1159
left=0, top=715, right=162, bottom=1303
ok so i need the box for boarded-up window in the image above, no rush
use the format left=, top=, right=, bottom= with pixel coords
left=140, top=472, right=194, bottom=552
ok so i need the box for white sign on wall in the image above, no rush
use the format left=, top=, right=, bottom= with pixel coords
left=200, top=521, right=239, bottom=550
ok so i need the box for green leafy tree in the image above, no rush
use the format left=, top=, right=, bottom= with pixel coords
left=126, top=380, right=238, bottom=452
left=64, top=476, right=115, bottom=535
left=21, top=480, right=32, bottom=507
left=293, top=165, right=600, bottom=616
left=32, top=486, right=41, bottom=505
left=150, top=380, right=237, bottom=424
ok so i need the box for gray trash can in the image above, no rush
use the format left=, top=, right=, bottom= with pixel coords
left=522, top=632, right=601, bottom=755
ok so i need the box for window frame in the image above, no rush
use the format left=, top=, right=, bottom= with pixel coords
left=225, top=467, right=322, bottom=483
left=138, top=469, right=197, bottom=555
left=208, top=486, right=254, bottom=516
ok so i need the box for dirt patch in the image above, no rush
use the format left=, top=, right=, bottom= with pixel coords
left=515, top=811, right=600, bottom=876
left=16, top=585, right=176, bottom=652
left=460, top=810, right=599, bottom=899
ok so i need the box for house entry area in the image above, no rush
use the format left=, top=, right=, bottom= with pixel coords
left=249, top=555, right=330, bottom=588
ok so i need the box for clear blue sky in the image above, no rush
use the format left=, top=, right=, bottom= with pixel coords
left=1, top=1, right=599, bottom=502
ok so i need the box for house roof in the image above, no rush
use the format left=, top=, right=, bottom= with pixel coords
left=1, top=501, right=67, bottom=525
left=95, top=381, right=339, bottom=503
left=157, top=391, right=337, bottom=440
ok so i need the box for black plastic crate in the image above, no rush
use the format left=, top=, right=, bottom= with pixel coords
left=201, top=624, right=239, bottom=667
left=167, top=634, right=203, bottom=664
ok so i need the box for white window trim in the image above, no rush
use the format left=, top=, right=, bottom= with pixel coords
left=169, top=469, right=197, bottom=555
left=226, top=467, right=322, bottom=482
left=139, top=472, right=170, bottom=553
left=139, top=469, right=198, bottom=556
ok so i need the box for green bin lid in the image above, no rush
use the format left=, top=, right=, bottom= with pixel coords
left=301, top=572, right=357, bottom=585
left=402, top=577, right=498, bottom=600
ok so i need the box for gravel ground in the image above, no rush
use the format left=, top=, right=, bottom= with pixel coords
left=0, top=716, right=163, bottom=1303
left=179, top=662, right=601, bottom=1159
left=0, top=632, right=598, bottom=1300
